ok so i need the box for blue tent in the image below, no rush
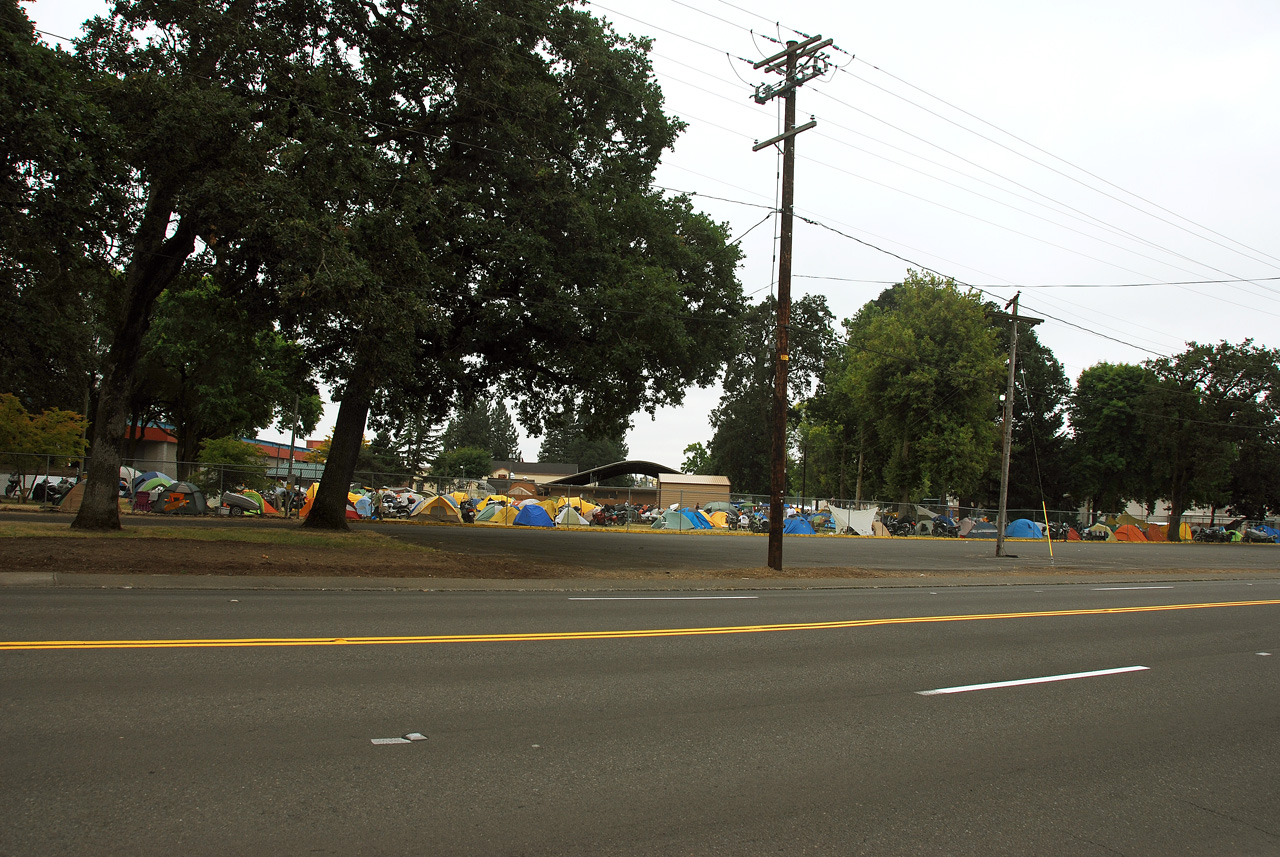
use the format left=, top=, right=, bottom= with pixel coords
left=679, top=508, right=713, bottom=529
left=354, top=495, right=374, bottom=518
left=784, top=516, right=816, bottom=535
left=1005, top=518, right=1044, bottom=539
left=514, top=505, right=555, bottom=528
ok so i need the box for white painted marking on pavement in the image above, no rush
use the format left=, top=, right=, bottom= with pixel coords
left=1259, top=652, right=1273, bottom=656
left=371, top=738, right=411, bottom=745
left=917, top=665, right=1150, bottom=695
left=568, top=596, right=759, bottom=601
left=1093, top=586, right=1175, bottom=591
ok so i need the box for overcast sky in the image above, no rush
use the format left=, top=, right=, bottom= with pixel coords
left=27, top=0, right=1280, bottom=468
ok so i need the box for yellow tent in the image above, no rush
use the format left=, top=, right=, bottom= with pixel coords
left=449, top=491, right=470, bottom=506
left=537, top=498, right=559, bottom=519
left=478, top=505, right=519, bottom=525
left=299, top=481, right=320, bottom=517
left=477, top=494, right=511, bottom=511
left=413, top=495, right=463, bottom=523
left=707, top=510, right=730, bottom=528
left=558, top=496, right=597, bottom=516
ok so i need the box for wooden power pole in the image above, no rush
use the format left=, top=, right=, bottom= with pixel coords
left=752, top=34, right=832, bottom=571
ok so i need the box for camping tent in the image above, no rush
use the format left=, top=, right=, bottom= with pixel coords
left=513, top=505, right=555, bottom=527
left=155, top=482, right=208, bottom=515
left=783, top=516, right=816, bottom=535
left=1085, top=523, right=1117, bottom=541
left=707, top=510, right=730, bottom=528
left=477, top=505, right=519, bottom=526
left=1005, top=518, right=1044, bottom=539
left=871, top=520, right=890, bottom=537
left=555, top=506, right=591, bottom=526
left=681, top=508, right=713, bottom=529
left=413, top=495, right=463, bottom=523
left=652, top=509, right=697, bottom=530
left=1114, top=524, right=1148, bottom=542
left=965, top=521, right=999, bottom=539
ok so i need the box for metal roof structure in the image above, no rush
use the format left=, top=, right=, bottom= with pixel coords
left=542, top=460, right=681, bottom=486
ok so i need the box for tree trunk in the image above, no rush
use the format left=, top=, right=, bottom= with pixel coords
left=72, top=194, right=196, bottom=530
left=303, top=364, right=374, bottom=531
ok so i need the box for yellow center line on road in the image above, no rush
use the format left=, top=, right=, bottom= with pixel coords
left=3, top=599, right=1279, bottom=651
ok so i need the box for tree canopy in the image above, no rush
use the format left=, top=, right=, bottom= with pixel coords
left=819, top=272, right=1003, bottom=509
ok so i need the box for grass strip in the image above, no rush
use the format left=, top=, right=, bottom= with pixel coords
left=0, top=522, right=432, bottom=553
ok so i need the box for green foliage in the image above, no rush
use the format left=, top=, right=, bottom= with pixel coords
left=433, top=447, right=493, bottom=481
left=1068, top=362, right=1153, bottom=513
left=820, top=271, right=1003, bottom=506
left=0, top=2, right=119, bottom=414
left=0, top=394, right=88, bottom=489
left=1138, top=340, right=1280, bottom=535
left=704, top=295, right=836, bottom=495
left=681, top=442, right=710, bottom=475
left=440, top=402, right=519, bottom=461
left=192, top=436, right=270, bottom=497
left=136, top=274, right=317, bottom=478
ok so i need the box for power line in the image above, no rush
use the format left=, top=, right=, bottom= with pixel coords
left=852, top=57, right=1280, bottom=272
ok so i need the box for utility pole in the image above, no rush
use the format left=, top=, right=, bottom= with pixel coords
left=992, top=294, right=1040, bottom=558
left=752, top=33, right=832, bottom=571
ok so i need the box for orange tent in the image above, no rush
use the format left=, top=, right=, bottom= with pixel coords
left=1066, top=527, right=1081, bottom=541
left=1114, top=524, right=1148, bottom=542
left=1145, top=523, right=1168, bottom=542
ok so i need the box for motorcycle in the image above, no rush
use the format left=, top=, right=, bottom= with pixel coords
left=5, top=473, right=20, bottom=498
left=884, top=516, right=916, bottom=537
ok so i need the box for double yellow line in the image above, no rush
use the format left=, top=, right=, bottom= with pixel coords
left=3, top=599, right=1278, bottom=651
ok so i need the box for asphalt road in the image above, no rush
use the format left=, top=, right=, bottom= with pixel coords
left=3, top=580, right=1279, bottom=855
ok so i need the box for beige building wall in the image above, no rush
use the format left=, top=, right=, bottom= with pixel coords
left=658, top=474, right=730, bottom=508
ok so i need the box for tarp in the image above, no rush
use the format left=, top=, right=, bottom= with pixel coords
left=513, top=505, right=555, bottom=527
left=825, top=506, right=880, bottom=536
left=1117, top=513, right=1147, bottom=529
left=478, top=505, right=519, bottom=526
left=354, top=495, right=373, bottom=519
left=1085, top=523, right=1116, bottom=541
left=555, top=506, right=591, bottom=526
left=156, top=482, right=208, bottom=515
left=413, top=495, right=463, bottom=523
left=871, top=520, right=890, bottom=537
left=1005, top=518, right=1044, bottom=539
left=1114, top=524, right=1147, bottom=542
left=783, top=516, right=816, bottom=535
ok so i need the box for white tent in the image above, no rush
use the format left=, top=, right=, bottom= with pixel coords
left=555, top=506, right=591, bottom=526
